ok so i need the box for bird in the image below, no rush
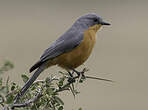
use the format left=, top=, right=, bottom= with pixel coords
left=15, top=13, right=110, bottom=100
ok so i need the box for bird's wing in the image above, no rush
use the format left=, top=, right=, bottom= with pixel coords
left=40, top=30, right=84, bottom=62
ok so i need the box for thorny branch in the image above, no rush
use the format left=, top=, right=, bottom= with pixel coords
left=11, top=90, right=42, bottom=109
left=11, top=75, right=80, bottom=109
left=3, top=68, right=113, bottom=110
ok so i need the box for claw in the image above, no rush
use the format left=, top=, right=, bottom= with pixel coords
left=67, top=77, right=75, bottom=83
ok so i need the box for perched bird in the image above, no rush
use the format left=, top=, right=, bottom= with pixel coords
left=15, top=13, right=110, bottom=99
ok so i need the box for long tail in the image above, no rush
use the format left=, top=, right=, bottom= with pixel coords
left=14, top=64, right=46, bottom=102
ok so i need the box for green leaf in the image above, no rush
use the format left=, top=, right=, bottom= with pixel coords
left=0, top=86, right=8, bottom=94
left=0, top=78, right=2, bottom=88
left=58, top=71, right=69, bottom=76
left=54, top=96, right=64, bottom=105
left=58, top=106, right=63, bottom=110
left=11, top=85, right=15, bottom=91
left=79, top=79, right=84, bottom=83
left=6, top=94, right=14, bottom=104
left=46, top=87, right=54, bottom=95
left=0, top=94, right=4, bottom=104
left=6, top=76, right=9, bottom=93
left=11, top=82, right=17, bottom=91
left=78, top=107, right=82, bottom=110
left=58, top=77, right=65, bottom=87
left=0, top=61, right=14, bottom=74
left=45, top=77, right=53, bottom=84
left=21, top=74, right=29, bottom=83
left=4, top=61, right=14, bottom=69
left=58, top=71, right=65, bottom=75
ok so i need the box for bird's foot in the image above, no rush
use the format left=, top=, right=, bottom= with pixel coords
left=68, top=71, right=73, bottom=77
left=72, top=68, right=89, bottom=79
left=67, top=68, right=88, bottom=83
left=67, top=71, right=75, bottom=83
left=67, top=77, right=76, bottom=83
left=81, top=68, right=88, bottom=79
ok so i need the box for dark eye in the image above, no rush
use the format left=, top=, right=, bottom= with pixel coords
left=93, top=18, right=98, bottom=22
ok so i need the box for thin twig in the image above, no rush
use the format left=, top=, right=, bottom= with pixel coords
left=85, top=75, right=114, bottom=82
left=3, top=106, right=9, bottom=110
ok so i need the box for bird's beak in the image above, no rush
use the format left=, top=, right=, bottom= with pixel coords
left=100, top=21, right=111, bottom=25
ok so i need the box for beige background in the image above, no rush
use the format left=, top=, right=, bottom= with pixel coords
left=0, top=0, right=148, bottom=110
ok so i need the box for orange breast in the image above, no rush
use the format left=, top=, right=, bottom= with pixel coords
left=53, top=24, right=101, bottom=70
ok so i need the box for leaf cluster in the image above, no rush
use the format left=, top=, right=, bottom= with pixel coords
left=0, top=61, right=84, bottom=110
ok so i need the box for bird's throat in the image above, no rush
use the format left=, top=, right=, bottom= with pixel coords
left=89, top=24, right=102, bottom=33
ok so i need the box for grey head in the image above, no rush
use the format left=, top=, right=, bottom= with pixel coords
left=74, top=13, right=110, bottom=30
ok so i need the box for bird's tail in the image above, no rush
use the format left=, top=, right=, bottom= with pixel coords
left=14, top=64, right=46, bottom=102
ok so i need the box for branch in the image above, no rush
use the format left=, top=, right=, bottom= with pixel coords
left=10, top=68, right=113, bottom=109
left=11, top=89, right=42, bottom=109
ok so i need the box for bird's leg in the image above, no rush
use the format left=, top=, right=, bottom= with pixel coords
left=70, top=69, right=86, bottom=86
left=71, top=69, right=80, bottom=77
left=67, top=67, right=88, bottom=83
left=68, top=71, right=73, bottom=77
left=81, top=68, right=89, bottom=79
left=67, top=71, right=75, bottom=83
left=71, top=68, right=87, bottom=79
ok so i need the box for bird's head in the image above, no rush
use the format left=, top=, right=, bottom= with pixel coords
left=75, top=13, right=110, bottom=31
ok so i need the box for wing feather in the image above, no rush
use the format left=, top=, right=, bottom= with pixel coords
left=40, top=30, right=84, bottom=62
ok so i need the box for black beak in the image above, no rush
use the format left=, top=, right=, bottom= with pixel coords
left=100, top=21, right=111, bottom=25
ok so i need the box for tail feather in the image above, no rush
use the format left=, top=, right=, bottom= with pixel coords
left=14, top=64, right=45, bottom=102
left=29, top=60, right=44, bottom=73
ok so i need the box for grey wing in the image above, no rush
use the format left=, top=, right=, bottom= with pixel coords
left=40, top=31, right=84, bottom=62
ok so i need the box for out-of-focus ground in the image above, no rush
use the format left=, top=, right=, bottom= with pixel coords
left=0, top=0, right=148, bottom=110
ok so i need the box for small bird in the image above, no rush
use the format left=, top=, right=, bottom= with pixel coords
left=16, top=13, right=110, bottom=99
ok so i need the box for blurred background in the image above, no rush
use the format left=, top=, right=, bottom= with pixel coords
left=0, top=0, right=148, bottom=110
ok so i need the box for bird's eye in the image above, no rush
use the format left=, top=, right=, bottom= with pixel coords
left=93, top=18, right=98, bottom=22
